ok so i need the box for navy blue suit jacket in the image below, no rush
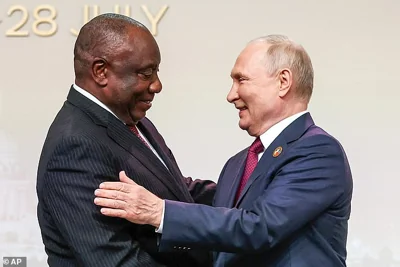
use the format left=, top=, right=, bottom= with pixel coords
left=159, top=113, right=353, bottom=267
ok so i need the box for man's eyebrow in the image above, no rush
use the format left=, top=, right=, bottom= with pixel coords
left=137, top=63, right=159, bottom=72
left=231, top=71, right=247, bottom=79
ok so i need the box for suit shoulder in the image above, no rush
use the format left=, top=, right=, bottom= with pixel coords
left=46, top=102, right=107, bottom=141
left=299, top=125, right=347, bottom=155
left=38, top=103, right=110, bottom=173
left=292, top=124, right=352, bottom=185
left=294, top=124, right=353, bottom=201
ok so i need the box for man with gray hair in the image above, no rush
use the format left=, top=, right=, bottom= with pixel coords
left=94, top=35, right=353, bottom=267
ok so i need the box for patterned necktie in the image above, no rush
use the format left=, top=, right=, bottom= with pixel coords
left=129, top=125, right=150, bottom=149
left=235, top=137, right=264, bottom=203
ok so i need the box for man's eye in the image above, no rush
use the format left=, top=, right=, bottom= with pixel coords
left=139, top=70, right=153, bottom=79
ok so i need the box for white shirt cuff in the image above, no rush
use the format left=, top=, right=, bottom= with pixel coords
left=155, top=200, right=165, bottom=233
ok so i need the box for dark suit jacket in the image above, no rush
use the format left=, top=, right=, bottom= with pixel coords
left=36, top=87, right=215, bottom=267
left=158, top=113, right=353, bottom=267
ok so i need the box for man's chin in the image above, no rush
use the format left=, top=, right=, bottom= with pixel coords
left=131, top=111, right=146, bottom=123
left=238, top=121, right=249, bottom=131
left=239, top=122, right=259, bottom=137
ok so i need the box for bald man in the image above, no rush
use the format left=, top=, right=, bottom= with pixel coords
left=36, top=13, right=215, bottom=267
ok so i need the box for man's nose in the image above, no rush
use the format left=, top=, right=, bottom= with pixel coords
left=227, top=84, right=238, bottom=103
left=149, top=75, right=162, bottom=94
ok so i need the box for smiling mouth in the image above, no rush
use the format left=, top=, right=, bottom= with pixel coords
left=140, top=99, right=154, bottom=104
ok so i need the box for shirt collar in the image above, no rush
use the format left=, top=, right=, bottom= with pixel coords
left=259, top=111, right=308, bottom=150
left=72, top=83, right=121, bottom=121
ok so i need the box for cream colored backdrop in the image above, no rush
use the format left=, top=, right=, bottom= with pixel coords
left=0, top=0, right=399, bottom=266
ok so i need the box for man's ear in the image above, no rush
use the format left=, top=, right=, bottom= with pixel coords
left=278, top=68, right=293, bottom=98
left=91, top=58, right=108, bottom=86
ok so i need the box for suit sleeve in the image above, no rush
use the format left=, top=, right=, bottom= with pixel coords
left=182, top=176, right=216, bottom=205
left=158, top=135, right=351, bottom=253
left=43, top=136, right=164, bottom=267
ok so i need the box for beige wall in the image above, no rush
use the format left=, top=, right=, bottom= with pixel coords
left=1, top=0, right=399, bottom=266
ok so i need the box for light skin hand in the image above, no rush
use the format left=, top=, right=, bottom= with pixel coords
left=94, top=171, right=163, bottom=228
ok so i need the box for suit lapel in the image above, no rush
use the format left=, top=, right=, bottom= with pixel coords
left=234, top=113, right=315, bottom=207
left=234, top=135, right=288, bottom=207
left=67, top=86, right=190, bottom=201
left=225, top=154, right=247, bottom=208
left=107, top=117, right=189, bottom=201
left=137, top=121, right=194, bottom=201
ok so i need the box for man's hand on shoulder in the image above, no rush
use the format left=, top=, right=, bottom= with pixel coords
left=94, top=171, right=163, bottom=228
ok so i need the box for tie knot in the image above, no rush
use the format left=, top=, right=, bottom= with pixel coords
left=249, top=137, right=264, bottom=154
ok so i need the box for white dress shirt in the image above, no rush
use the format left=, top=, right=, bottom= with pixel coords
left=257, top=111, right=308, bottom=160
left=72, top=84, right=168, bottom=168
left=155, top=110, right=308, bottom=233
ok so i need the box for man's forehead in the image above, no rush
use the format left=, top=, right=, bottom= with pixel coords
left=230, top=44, right=266, bottom=77
left=115, top=29, right=160, bottom=59
left=243, top=43, right=269, bottom=61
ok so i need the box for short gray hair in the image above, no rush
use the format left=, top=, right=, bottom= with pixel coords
left=250, top=34, right=314, bottom=101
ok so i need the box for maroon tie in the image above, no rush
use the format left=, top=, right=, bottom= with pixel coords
left=235, top=137, right=264, bottom=203
left=129, top=125, right=150, bottom=149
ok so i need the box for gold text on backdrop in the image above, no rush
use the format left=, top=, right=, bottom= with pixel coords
left=3, top=4, right=169, bottom=37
